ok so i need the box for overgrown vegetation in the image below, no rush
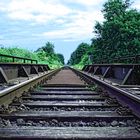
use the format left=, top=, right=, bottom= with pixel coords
left=68, top=0, right=140, bottom=68
left=67, top=43, right=91, bottom=69
left=92, top=0, right=140, bottom=63
left=35, top=42, right=65, bottom=67
left=0, top=42, right=64, bottom=69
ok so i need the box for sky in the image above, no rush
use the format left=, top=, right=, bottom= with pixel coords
left=0, top=0, right=140, bottom=63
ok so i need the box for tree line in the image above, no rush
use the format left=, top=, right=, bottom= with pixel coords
left=68, top=0, right=140, bottom=67
left=0, top=42, right=64, bottom=69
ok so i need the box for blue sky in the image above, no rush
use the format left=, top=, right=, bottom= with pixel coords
left=0, top=0, right=140, bottom=63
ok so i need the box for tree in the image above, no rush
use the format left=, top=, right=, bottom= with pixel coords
left=35, top=42, right=64, bottom=68
left=68, top=43, right=90, bottom=65
left=36, top=42, right=54, bottom=56
left=102, top=0, right=131, bottom=21
left=91, top=0, right=140, bottom=63
left=57, top=53, right=65, bottom=64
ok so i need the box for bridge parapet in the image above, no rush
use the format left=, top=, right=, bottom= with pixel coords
left=0, top=63, right=50, bottom=84
left=82, top=64, right=140, bottom=85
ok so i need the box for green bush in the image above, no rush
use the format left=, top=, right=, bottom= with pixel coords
left=0, top=43, right=64, bottom=69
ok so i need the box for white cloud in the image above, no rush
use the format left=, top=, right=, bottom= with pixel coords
left=131, top=0, right=140, bottom=10
left=8, top=0, right=70, bottom=15
left=0, top=2, right=6, bottom=11
left=0, top=35, right=4, bottom=40
left=64, top=0, right=104, bottom=6
left=33, top=9, right=104, bottom=41
left=33, top=24, right=91, bottom=41
left=1, top=0, right=71, bottom=23
left=2, top=0, right=139, bottom=43
left=8, top=11, right=35, bottom=21
left=0, top=0, right=104, bottom=41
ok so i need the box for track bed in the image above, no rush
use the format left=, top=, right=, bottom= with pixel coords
left=0, top=68, right=140, bottom=139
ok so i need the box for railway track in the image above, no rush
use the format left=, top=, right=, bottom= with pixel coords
left=0, top=67, right=140, bottom=139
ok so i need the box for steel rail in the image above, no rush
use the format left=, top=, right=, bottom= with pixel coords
left=0, top=68, right=61, bottom=106
left=72, top=67, right=140, bottom=117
